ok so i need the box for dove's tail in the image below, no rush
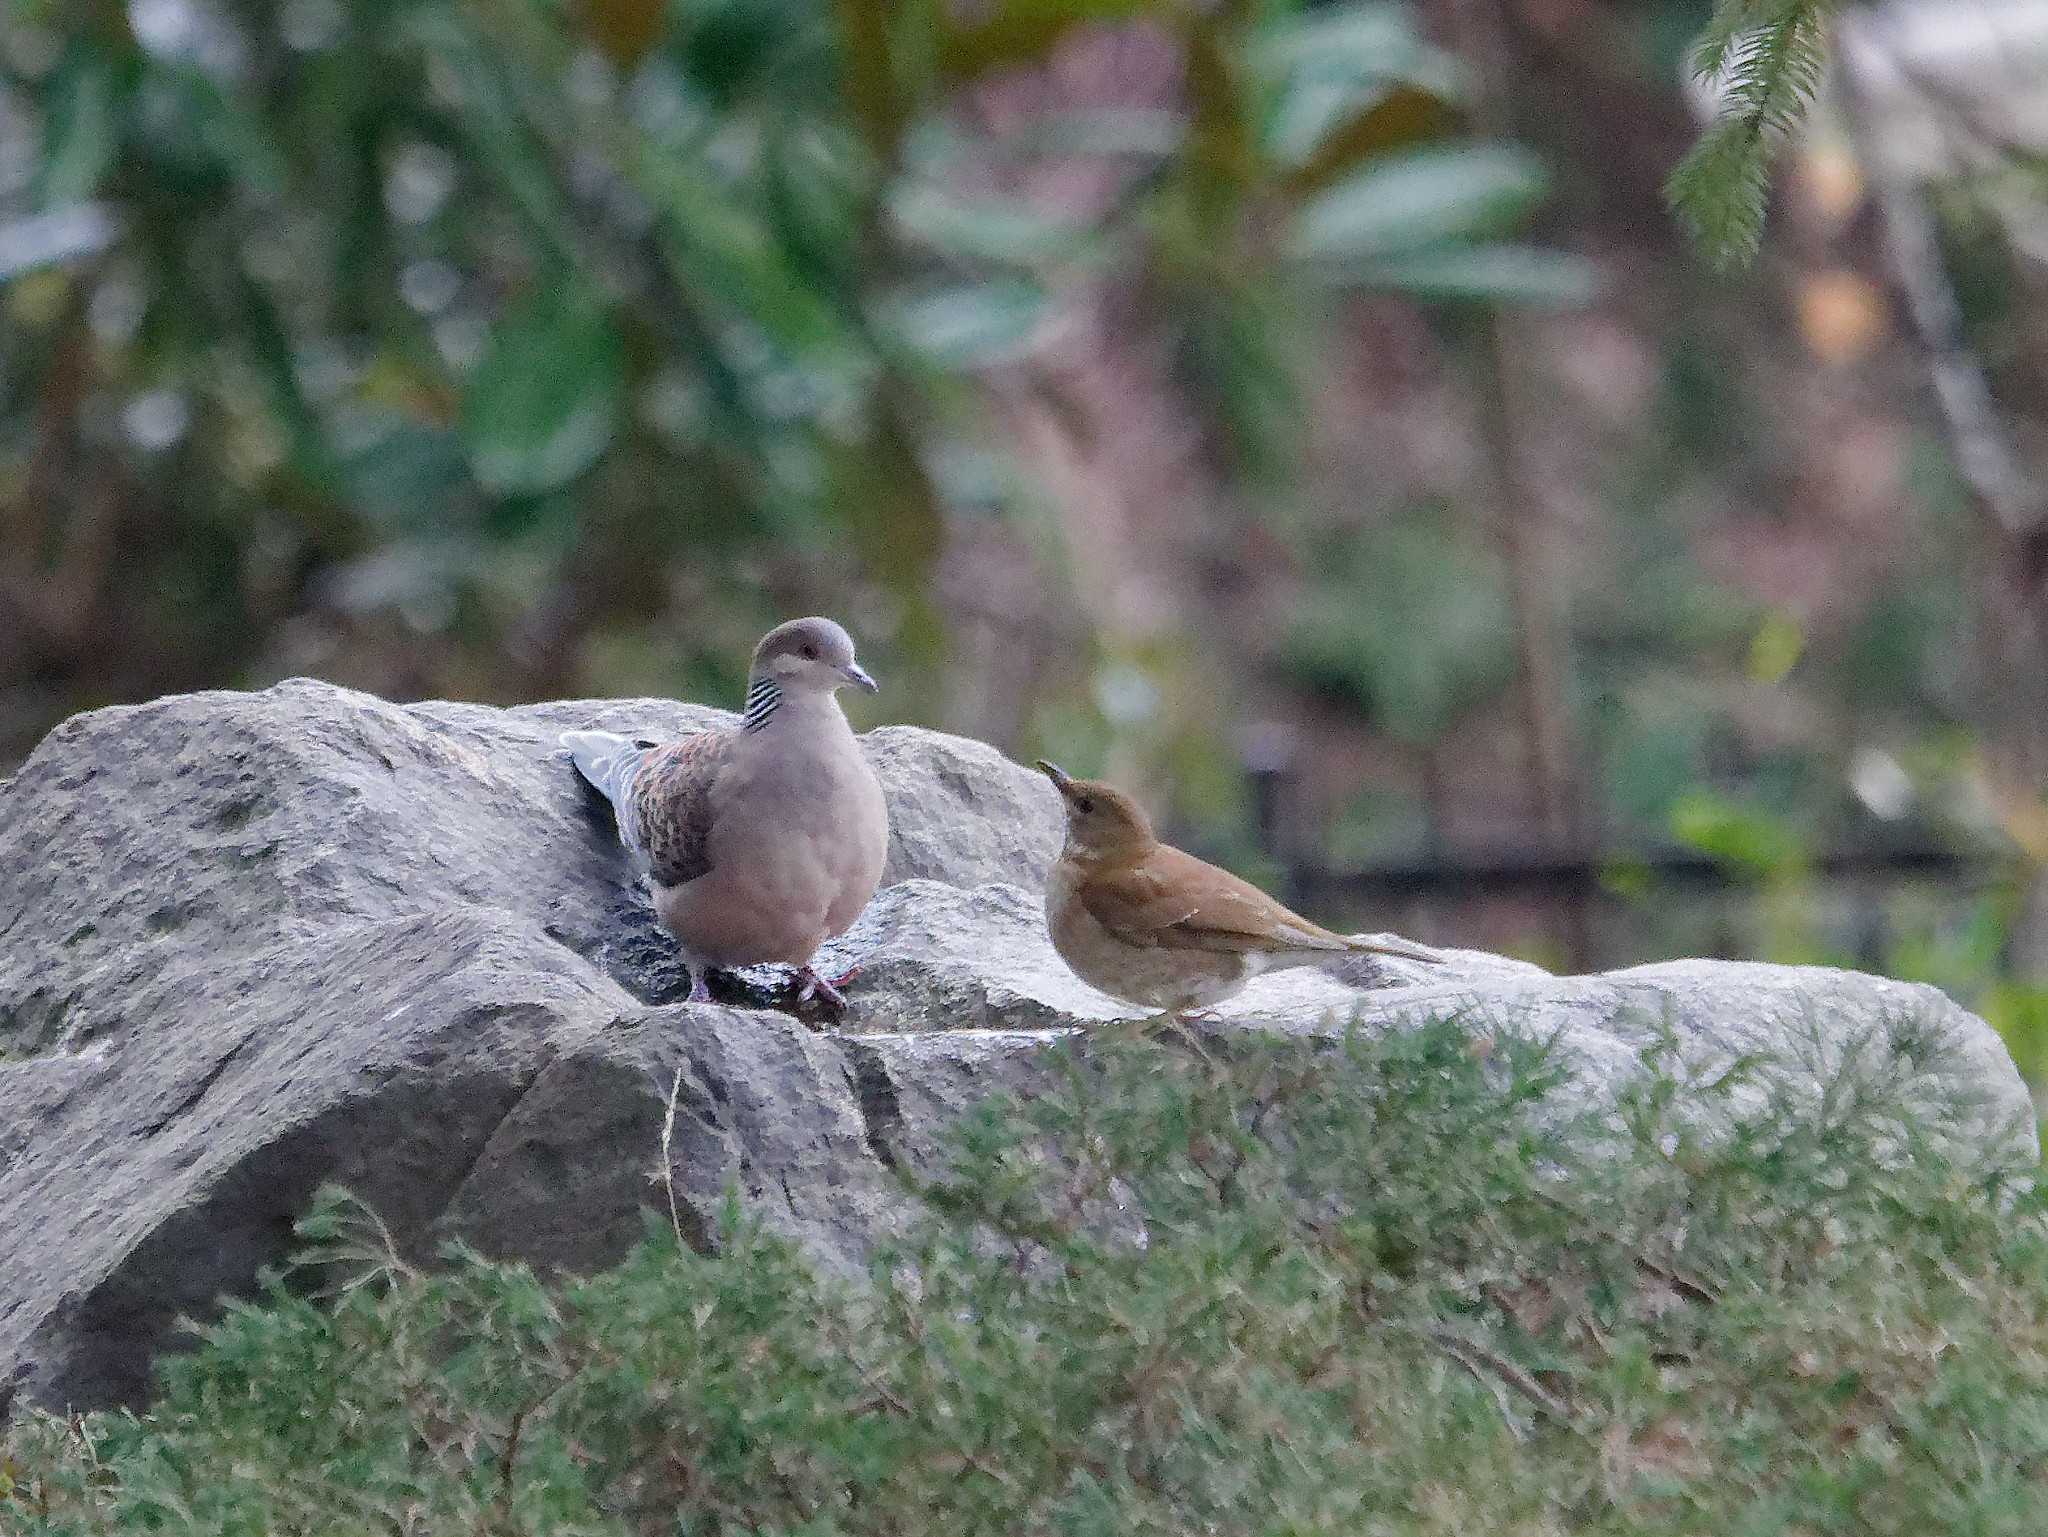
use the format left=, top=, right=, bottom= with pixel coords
left=560, top=729, right=649, bottom=824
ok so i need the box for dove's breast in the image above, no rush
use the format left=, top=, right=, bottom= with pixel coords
left=652, top=704, right=888, bottom=969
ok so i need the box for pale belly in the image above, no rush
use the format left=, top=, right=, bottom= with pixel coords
left=1044, top=877, right=1253, bottom=1011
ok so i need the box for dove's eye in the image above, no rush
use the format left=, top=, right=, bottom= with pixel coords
left=800, top=643, right=818, bottom=659
left=1075, top=797, right=1095, bottom=814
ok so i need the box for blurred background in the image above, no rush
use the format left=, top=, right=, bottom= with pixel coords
left=5, top=0, right=2048, bottom=1091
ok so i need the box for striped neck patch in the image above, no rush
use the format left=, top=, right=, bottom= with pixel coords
left=742, top=676, right=783, bottom=733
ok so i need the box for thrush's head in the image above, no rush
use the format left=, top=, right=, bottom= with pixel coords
left=1037, top=762, right=1155, bottom=858
left=751, top=617, right=878, bottom=696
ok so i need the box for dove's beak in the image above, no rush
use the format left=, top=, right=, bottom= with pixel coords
left=1036, top=760, right=1073, bottom=792
left=841, top=663, right=879, bottom=694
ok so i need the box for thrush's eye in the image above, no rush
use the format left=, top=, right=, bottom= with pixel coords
left=1075, top=797, right=1095, bottom=814
left=800, top=643, right=817, bottom=659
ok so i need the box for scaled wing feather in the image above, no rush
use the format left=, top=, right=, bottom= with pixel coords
left=626, top=731, right=733, bottom=888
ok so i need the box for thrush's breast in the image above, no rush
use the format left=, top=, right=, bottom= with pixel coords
left=1044, top=857, right=1250, bottom=1010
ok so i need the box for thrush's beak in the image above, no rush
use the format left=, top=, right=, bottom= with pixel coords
left=841, top=662, right=879, bottom=694
left=1036, top=760, right=1073, bottom=792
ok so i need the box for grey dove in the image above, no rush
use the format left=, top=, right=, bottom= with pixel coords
left=562, top=617, right=889, bottom=1011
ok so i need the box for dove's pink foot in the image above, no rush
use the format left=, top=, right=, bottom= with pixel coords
left=793, top=966, right=849, bottom=1012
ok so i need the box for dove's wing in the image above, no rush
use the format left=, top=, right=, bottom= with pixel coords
left=622, top=730, right=737, bottom=888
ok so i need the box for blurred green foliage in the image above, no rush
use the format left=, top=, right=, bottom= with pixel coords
left=0, top=0, right=1585, bottom=729
left=1281, top=503, right=1515, bottom=743
left=6, top=0, right=2048, bottom=1096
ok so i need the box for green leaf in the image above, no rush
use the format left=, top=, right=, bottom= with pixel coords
left=1670, top=790, right=1809, bottom=880
left=1283, top=143, right=1548, bottom=263
left=874, top=278, right=1048, bottom=370
left=0, top=205, right=120, bottom=284
left=638, top=145, right=861, bottom=369
left=1687, top=0, right=1826, bottom=87
left=409, top=9, right=583, bottom=270
left=1341, top=243, right=1600, bottom=306
left=1265, top=76, right=1449, bottom=178
left=463, top=290, right=624, bottom=497
left=683, top=0, right=836, bottom=106
left=1251, top=3, right=1463, bottom=173
left=983, top=109, right=1185, bottom=158
left=1664, top=113, right=1772, bottom=271
left=1249, top=3, right=1421, bottom=80
left=33, top=43, right=122, bottom=209
left=1271, top=82, right=1458, bottom=202
left=886, top=183, right=1090, bottom=266
left=765, top=124, right=866, bottom=296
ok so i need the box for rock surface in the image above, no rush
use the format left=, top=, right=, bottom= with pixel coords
left=0, top=680, right=2033, bottom=1414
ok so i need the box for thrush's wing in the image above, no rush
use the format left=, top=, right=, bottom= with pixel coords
left=1076, top=845, right=1348, bottom=955
left=622, top=729, right=736, bottom=888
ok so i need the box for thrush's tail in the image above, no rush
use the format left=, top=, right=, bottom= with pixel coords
left=560, top=729, right=648, bottom=824
left=1339, top=933, right=1441, bottom=965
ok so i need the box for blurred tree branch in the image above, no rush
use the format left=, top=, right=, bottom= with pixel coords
left=1837, top=22, right=2048, bottom=562
left=1835, top=12, right=2048, bottom=976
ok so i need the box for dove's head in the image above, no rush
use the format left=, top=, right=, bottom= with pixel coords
left=751, top=617, right=878, bottom=696
left=1036, top=762, right=1155, bottom=858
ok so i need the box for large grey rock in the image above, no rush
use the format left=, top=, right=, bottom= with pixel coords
left=0, top=680, right=2032, bottom=1415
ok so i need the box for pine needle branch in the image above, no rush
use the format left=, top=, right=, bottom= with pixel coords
left=1667, top=0, right=1841, bottom=269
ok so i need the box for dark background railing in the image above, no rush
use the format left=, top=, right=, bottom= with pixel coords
left=1243, top=760, right=2002, bottom=975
